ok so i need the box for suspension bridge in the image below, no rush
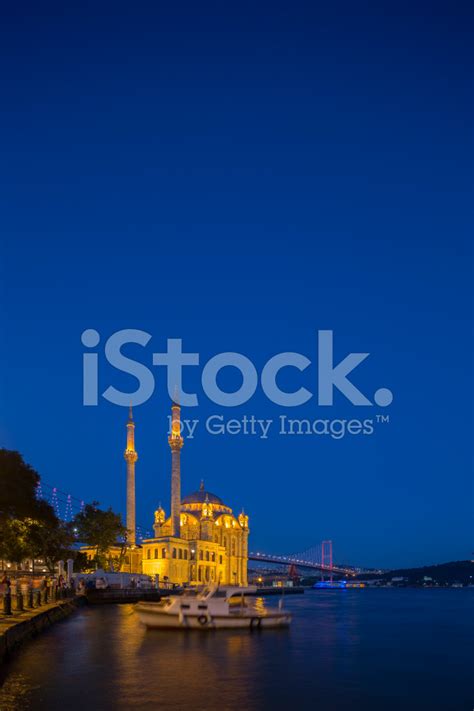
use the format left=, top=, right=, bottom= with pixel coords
left=249, top=542, right=357, bottom=577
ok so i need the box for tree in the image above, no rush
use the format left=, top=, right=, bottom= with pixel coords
left=73, top=503, right=127, bottom=570
left=28, top=519, right=75, bottom=574
left=72, top=551, right=94, bottom=573
left=0, top=449, right=62, bottom=569
left=0, top=449, right=41, bottom=521
left=0, top=519, right=35, bottom=566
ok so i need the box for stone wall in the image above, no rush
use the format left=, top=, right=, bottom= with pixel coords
left=0, top=597, right=84, bottom=664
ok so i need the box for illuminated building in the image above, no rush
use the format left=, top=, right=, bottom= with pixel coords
left=83, top=402, right=249, bottom=585
left=141, top=402, right=249, bottom=586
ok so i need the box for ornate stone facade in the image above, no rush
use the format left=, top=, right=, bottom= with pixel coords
left=142, top=481, right=249, bottom=586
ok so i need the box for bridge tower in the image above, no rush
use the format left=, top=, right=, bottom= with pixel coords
left=322, top=540, right=333, bottom=582
left=124, top=405, right=138, bottom=545
left=288, top=563, right=300, bottom=582
left=168, top=401, right=184, bottom=537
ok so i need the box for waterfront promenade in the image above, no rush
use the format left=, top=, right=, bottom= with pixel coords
left=0, top=590, right=79, bottom=663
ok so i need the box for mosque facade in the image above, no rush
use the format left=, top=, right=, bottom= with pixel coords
left=124, top=403, right=249, bottom=586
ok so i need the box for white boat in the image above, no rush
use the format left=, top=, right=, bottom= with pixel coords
left=135, top=584, right=292, bottom=629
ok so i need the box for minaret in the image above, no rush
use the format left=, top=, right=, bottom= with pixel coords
left=168, top=401, right=184, bottom=537
left=124, top=405, right=138, bottom=545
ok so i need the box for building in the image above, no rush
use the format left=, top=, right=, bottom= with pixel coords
left=141, top=403, right=249, bottom=586
left=83, top=402, right=249, bottom=586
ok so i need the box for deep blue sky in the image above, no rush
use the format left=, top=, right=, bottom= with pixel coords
left=1, top=1, right=472, bottom=568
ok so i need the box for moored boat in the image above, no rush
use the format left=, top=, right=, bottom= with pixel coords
left=135, top=584, right=292, bottom=629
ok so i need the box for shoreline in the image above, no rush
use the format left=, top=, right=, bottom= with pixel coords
left=0, top=596, right=85, bottom=664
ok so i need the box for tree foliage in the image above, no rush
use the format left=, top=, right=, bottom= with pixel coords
left=0, top=449, right=42, bottom=521
left=72, top=502, right=127, bottom=569
left=72, top=551, right=94, bottom=573
left=0, top=448, right=72, bottom=568
left=28, top=519, right=75, bottom=573
left=0, top=449, right=126, bottom=572
left=0, top=518, right=35, bottom=565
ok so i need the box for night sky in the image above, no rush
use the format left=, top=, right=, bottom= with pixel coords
left=1, top=1, right=472, bottom=568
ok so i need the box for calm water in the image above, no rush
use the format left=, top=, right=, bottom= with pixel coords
left=0, top=589, right=472, bottom=710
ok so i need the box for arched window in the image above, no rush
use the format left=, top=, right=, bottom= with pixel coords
left=172, top=548, right=177, bottom=559
left=198, top=567, right=202, bottom=581
left=178, top=549, right=183, bottom=559
left=154, top=549, right=158, bottom=559
left=211, top=552, right=215, bottom=562
left=199, top=551, right=203, bottom=560
left=162, top=548, right=167, bottom=558
left=184, top=550, right=188, bottom=560
left=206, top=551, right=210, bottom=562
left=147, top=549, right=151, bottom=559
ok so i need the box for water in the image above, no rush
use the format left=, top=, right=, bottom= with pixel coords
left=0, top=589, right=472, bottom=710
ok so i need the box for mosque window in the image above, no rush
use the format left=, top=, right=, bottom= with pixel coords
left=172, top=548, right=177, bottom=559
left=162, top=548, right=167, bottom=558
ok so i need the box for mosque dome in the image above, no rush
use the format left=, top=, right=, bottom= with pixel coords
left=182, top=490, right=224, bottom=505
left=181, top=480, right=229, bottom=509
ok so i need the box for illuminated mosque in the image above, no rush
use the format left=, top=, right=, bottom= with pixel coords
left=122, top=402, right=249, bottom=586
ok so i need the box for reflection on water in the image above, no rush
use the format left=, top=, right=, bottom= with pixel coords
left=0, top=590, right=472, bottom=710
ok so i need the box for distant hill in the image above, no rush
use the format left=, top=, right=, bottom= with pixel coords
left=356, top=560, right=474, bottom=585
